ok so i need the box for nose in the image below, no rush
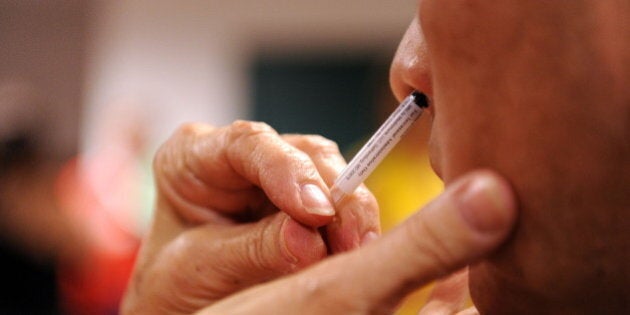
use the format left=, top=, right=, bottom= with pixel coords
left=389, top=17, right=433, bottom=103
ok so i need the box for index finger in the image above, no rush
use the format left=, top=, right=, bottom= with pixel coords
left=155, top=121, right=335, bottom=226
left=283, top=134, right=381, bottom=252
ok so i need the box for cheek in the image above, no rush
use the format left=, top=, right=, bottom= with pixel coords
left=431, top=104, right=490, bottom=183
left=419, top=0, right=525, bottom=182
left=419, top=0, right=483, bottom=47
left=426, top=115, right=441, bottom=178
left=419, top=0, right=484, bottom=181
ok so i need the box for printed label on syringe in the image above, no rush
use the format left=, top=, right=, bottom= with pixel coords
left=334, top=94, right=424, bottom=195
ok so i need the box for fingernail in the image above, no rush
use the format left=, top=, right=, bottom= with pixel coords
left=458, top=175, right=514, bottom=232
left=360, top=231, right=379, bottom=246
left=300, top=184, right=335, bottom=216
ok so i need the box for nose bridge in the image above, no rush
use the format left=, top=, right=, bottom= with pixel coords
left=390, top=17, right=433, bottom=102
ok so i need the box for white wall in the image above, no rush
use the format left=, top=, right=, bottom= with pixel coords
left=82, top=0, right=416, bottom=153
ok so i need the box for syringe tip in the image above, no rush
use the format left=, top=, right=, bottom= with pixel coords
left=412, top=91, right=429, bottom=109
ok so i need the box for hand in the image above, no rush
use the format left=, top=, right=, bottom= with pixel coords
left=121, top=121, right=380, bottom=314
left=197, top=170, right=517, bottom=314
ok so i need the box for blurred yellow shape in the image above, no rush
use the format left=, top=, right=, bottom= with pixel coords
left=365, top=138, right=443, bottom=315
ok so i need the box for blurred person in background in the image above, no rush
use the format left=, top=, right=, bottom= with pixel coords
left=0, top=84, right=150, bottom=315
left=0, top=82, right=87, bottom=314
left=122, top=0, right=628, bottom=314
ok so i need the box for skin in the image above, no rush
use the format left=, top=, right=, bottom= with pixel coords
left=123, top=0, right=629, bottom=313
left=198, top=170, right=515, bottom=315
left=391, top=0, right=629, bottom=313
left=122, top=121, right=382, bottom=314
left=121, top=121, right=517, bottom=314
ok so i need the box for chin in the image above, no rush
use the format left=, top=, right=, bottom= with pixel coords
left=468, top=262, right=534, bottom=314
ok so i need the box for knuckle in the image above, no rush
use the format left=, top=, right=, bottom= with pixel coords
left=175, top=122, right=205, bottom=136
left=172, top=122, right=212, bottom=145
left=154, top=122, right=209, bottom=171
left=158, top=232, right=233, bottom=304
left=229, top=120, right=276, bottom=139
left=163, top=232, right=202, bottom=271
left=157, top=233, right=205, bottom=289
left=228, top=120, right=285, bottom=162
left=254, top=141, right=308, bottom=181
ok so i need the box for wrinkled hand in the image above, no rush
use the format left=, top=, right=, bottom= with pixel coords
left=197, top=170, right=517, bottom=315
left=121, top=121, right=380, bottom=314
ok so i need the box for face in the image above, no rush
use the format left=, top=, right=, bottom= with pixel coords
left=391, top=0, right=629, bottom=313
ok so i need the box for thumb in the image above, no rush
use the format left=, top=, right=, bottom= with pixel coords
left=200, top=170, right=517, bottom=315
left=341, top=170, right=517, bottom=312
left=137, top=212, right=327, bottom=313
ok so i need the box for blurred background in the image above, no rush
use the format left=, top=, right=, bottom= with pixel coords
left=0, top=0, right=441, bottom=314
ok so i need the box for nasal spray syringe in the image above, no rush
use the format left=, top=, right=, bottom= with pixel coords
left=330, top=92, right=429, bottom=204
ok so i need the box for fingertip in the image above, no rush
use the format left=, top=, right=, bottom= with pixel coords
left=289, top=183, right=336, bottom=228
left=300, top=184, right=336, bottom=217
left=281, top=217, right=327, bottom=268
left=456, top=171, right=517, bottom=237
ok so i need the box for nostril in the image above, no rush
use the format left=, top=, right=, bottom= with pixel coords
left=412, top=91, right=429, bottom=109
